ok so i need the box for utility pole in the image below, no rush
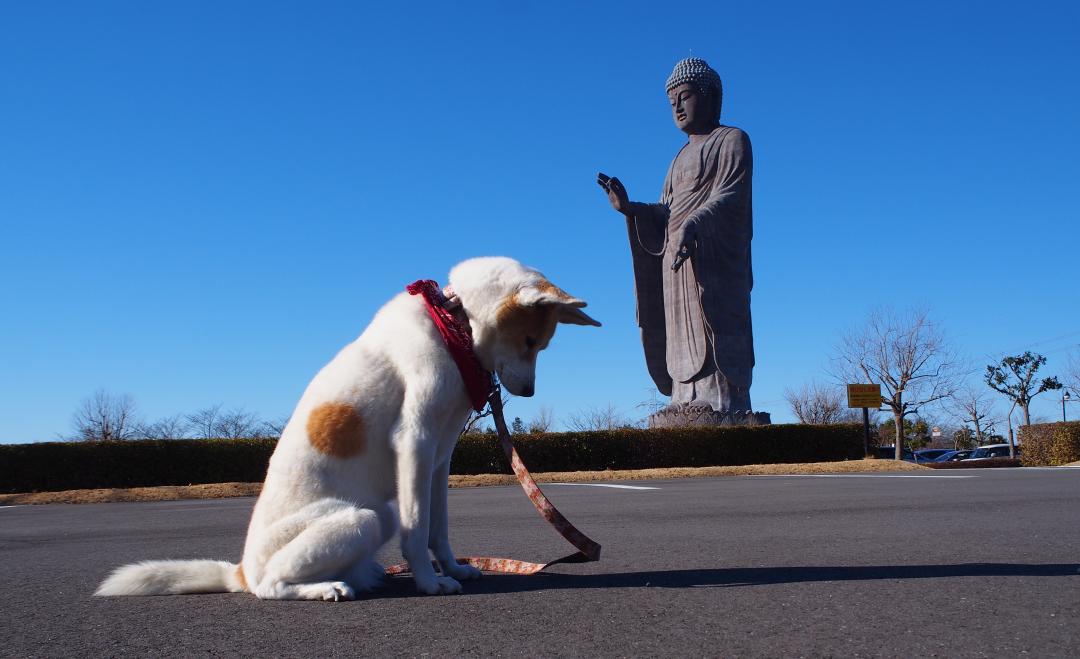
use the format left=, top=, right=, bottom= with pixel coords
left=1007, top=399, right=1018, bottom=459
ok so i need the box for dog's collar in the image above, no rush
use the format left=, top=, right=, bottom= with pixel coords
left=406, top=280, right=493, bottom=412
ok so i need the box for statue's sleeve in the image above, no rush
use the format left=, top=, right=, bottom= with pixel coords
left=626, top=202, right=669, bottom=255
left=623, top=180, right=673, bottom=396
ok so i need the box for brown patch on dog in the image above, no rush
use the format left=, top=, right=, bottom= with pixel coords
left=536, top=279, right=573, bottom=301
left=496, top=291, right=525, bottom=325
left=235, top=564, right=248, bottom=592
left=307, top=403, right=366, bottom=458
left=496, top=292, right=559, bottom=352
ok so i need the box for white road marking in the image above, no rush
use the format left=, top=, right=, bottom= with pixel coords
left=762, top=474, right=975, bottom=479
left=0, top=505, right=20, bottom=509
left=547, top=483, right=661, bottom=490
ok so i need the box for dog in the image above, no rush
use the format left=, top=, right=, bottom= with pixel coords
left=95, top=257, right=600, bottom=600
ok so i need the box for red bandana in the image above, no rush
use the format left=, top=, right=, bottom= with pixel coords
left=406, top=280, right=493, bottom=412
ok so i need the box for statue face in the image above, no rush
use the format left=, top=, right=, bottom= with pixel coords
left=668, top=82, right=713, bottom=135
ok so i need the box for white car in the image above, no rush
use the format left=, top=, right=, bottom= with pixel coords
left=962, top=443, right=1018, bottom=460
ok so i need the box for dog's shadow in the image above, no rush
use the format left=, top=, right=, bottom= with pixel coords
left=369, top=562, right=1080, bottom=599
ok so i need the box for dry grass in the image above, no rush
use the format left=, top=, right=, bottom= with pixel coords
left=0, top=459, right=927, bottom=505
left=449, top=458, right=927, bottom=487
left=0, top=482, right=263, bottom=506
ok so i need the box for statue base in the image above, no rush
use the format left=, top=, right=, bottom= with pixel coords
left=648, top=403, right=772, bottom=429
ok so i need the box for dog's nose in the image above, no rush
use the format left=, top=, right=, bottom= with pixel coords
left=521, top=384, right=534, bottom=397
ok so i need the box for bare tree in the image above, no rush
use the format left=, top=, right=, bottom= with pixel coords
left=259, top=415, right=291, bottom=439
left=566, top=403, right=637, bottom=432
left=944, top=385, right=997, bottom=446
left=185, top=404, right=262, bottom=439
left=71, top=390, right=139, bottom=441
left=186, top=404, right=224, bottom=439
left=985, top=351, right=1061, bottom=427
left=214, top=408, right=262, bottom=439
left=527, top=404, right=555, bottom=433
left=636, top=389, right=667, bottom=417
left=784, top=380, right=861, bottom=424
left=831, top=308, right=963, bottom=460
left=1065, top=350, right=1080, bottom=397
left=135, top=414, right=190, bottom=440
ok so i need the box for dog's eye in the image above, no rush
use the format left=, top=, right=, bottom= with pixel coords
left=525, top=336, right=537, bottom=349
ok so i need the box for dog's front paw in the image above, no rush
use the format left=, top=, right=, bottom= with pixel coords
left=415, top=575, right=463, bottom=595
left=444, top=562, right=483, bottom=582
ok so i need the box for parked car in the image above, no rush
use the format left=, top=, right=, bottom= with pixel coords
left=962, top=444, right=1019, bottom=460
left=914, top=449, right=952, bottom=462
left=874, top=446, right=918, bottom=462
left=932, top=449, right=974, bottom=462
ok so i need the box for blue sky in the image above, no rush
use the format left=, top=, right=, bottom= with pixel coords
left=2, top=1, right=1078, bottom=442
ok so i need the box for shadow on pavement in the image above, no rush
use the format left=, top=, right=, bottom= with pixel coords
left=372, top=562, right=1080, bottom=598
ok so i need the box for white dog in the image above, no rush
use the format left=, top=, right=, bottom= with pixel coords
left=95, top=257, right=600, bottom=600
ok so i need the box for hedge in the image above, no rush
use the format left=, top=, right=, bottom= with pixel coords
left=1019, top=422, right=1080, bottom=466
left=0, top=438, right=276, bottom=494
left=1, top=423, right=864, bottom=494
left=451, top=423, right=864, bottom=474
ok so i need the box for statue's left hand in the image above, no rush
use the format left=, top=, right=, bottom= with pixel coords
left=672, top=221, right=698, bottom=272
left=596, top=172, right=631, bottom=216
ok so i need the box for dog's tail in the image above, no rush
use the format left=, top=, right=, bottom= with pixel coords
left=94, top=560, right=246, bottom=597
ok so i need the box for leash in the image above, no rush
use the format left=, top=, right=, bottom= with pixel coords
left=385, top=383, right=602, bottom=577
left=388, top=279, right=602, bottom=577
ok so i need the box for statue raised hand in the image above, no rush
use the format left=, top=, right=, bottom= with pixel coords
left=596, top=172, right=631, bottom=216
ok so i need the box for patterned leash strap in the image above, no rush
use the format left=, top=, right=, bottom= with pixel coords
left=386, top=384, right=602, bottom=576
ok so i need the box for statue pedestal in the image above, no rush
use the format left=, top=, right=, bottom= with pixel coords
left=648, top=403, right=771, bottom=429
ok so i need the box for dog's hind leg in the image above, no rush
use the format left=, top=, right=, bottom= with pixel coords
left=341, top=501, right=397, bottom=592
left=252, top=501, right=382, bottom=601
left=342, top=559, right=387, bottom=592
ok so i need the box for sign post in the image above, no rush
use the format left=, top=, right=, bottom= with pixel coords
left=847, top=384, right=882, bottom=457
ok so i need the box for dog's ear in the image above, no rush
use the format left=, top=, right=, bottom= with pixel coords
left=516, top=280, right=602, bottom=327
left=556, top=305, right=601, bottom=327
left=517, top=280, right=586, bottom=307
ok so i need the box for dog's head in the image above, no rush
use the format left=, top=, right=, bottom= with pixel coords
left=448, top=257, right=600, bottom=397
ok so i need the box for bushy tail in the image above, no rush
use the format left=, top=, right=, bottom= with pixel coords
left=94, top=560, right=246, bottom=597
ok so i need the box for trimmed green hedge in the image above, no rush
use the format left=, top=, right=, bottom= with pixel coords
left=0, top=439, right=276, bottom=494
left=1, top=423, right=864, bottom=494
left=452, top=423, right=864, bottom=474
left=1019, top=422, right=1080, bottom=466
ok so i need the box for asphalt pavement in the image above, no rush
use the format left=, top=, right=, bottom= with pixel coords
left=1, top=468, right=1078, bottom=657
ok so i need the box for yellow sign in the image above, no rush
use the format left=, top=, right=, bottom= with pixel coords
left=847, top=384, right=882, bottom=409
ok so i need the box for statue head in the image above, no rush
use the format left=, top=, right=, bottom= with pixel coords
left=665, top=57, right=723, bottom=135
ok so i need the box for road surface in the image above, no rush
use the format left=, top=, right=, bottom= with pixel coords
left=2, top=468, right=1078, bottom=656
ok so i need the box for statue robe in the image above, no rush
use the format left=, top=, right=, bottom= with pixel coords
left=625, top=125, right=754, bottom=408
